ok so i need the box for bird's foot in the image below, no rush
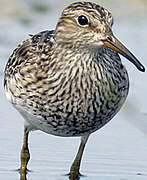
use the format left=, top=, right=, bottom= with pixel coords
left=16, top=168, right=31, bottom=174
left=16, top=168, right=31, bottom=180
left=66, top=171, right=84, bottom=180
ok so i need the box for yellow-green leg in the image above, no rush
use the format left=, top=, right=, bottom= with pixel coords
left=69, top=134, right=89, bottom=180
left=20, top=128, right=30, bottom=180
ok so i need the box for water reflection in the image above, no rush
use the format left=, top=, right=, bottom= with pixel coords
left=19, top=165, right=81, bottom=180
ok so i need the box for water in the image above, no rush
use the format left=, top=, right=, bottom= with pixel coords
left=0, top=0, right=147, bottom=179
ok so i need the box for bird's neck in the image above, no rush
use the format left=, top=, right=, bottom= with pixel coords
left=51, top=41, right=94, bottom=68
left=51, top=41, right=123, bottom=72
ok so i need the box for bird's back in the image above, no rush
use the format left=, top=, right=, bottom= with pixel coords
left=4, top=30, right=54, bottom=105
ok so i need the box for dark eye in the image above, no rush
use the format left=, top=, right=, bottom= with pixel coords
left=78, top=15, right=88, bottom=26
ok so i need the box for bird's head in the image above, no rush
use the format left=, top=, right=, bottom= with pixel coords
left=55, top=1, right=145, bottom=72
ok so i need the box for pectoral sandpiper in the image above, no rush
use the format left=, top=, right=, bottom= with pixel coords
left=4, top=1, right=145, bottom=179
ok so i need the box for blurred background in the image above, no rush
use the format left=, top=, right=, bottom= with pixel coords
left=0, top=0, right=147, bottom=180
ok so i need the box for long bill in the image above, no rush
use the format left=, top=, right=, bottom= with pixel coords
left=102, top=34, right=145, bottom=72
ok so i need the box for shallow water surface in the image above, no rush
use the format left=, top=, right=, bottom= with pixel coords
left=0, top=0, right=147, bottom=180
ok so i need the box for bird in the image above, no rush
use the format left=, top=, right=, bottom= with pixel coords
left=4, top=1, right=145, bottom=180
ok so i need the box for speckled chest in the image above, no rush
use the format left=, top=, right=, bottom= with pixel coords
left=5, top=31, right=129, bottom=136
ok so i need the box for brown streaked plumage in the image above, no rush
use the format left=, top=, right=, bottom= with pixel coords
left=4, top=1, right=145, bottom=179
